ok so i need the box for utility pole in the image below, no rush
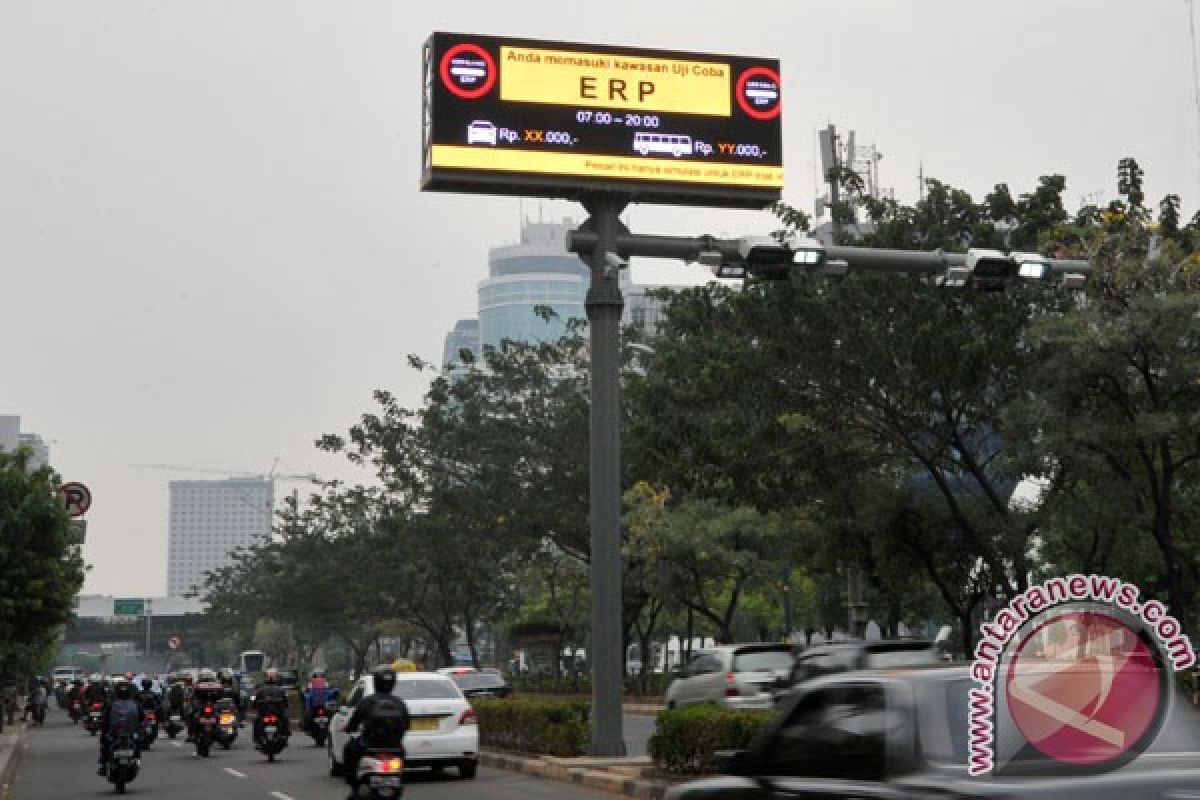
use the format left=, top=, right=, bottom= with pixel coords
left=579, top=197, right=627, bottom=758
left=144, top=598, right=153, bottom=659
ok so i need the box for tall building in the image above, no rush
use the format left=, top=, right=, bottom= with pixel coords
left=478, top=219, right=588, bottom=351
left=0, top=415, right=50, bottom=469
left=166, top=478, right=273, bottom=598
left=442, top=318, right=481, bottom=371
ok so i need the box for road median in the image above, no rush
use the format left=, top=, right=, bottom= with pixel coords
left=481, top=748, right=670, bottom=799
left=0, top=722, right=28, bottom=800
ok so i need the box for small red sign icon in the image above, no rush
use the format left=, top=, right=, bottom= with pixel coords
left=736, top=66, right=781, bottom=121
left=440, top=43, right=497, bottom=100
left=61, top=482, right=92, bottom=518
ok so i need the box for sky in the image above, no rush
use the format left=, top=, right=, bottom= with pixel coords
left=2, top=0, right=1197, bottom=597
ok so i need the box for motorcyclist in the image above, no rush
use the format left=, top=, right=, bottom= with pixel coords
left=342, top=666, right=410, bottom=798
left=188, top=670, right=223, bottom=742
left=97, top=681, right=142, bottom=776
left=165, top=676, right=186, bottom=715
left=137, top=678, right=161, bottom=715
left=252, top=668, right=290, bottom=740
left=302, top=669, right=333, bottom=732
left=67, top=679, right=84, bottom=716
left=24, top=678, right=48, bottom=721
left=218, top=669, right=244, bottom=724
left=83, top=674, right=108, bottom=707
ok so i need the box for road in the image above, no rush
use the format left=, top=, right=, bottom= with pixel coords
left=12, top=712, right=618, bottom=800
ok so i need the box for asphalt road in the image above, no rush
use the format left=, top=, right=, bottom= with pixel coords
left=13, top=710, right=618, bottom=800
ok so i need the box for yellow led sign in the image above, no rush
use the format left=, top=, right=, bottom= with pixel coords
left=430, top=144, right=782, bottom=188
left=499, top=46, right=731, bottom=116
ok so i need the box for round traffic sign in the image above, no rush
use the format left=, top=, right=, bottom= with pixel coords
left=736, top=66, right=782, bottom=121
left=167, top=636, right=182, bottom=651
left=440, top=42, right=497, bottom=100
left=60, top=482, right=92, bottom=518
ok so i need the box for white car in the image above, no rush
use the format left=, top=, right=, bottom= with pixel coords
left=466, top=120, right=497, bottom=145
left=328, top=672, right=479, bottom=779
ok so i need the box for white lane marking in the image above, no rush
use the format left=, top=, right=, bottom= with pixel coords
left=271, top=793, right=295, bottom=800
left=224, top=767, right=247, bottom=778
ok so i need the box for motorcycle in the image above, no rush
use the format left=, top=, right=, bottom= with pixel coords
left=307, top=700, right=337, bottom=747
left=104, top=733, right=140, bottom=794
left=164, top=708, right=184, bottom=739
left=254, top=712, right=288, bottom=763
left=140, top=709, right=158, bottom=749
left=85, top=701, right=105, bottom=736
left=354, top=747, right=405, bottom=799
left=193, top=704, right=217, bottom=758
left=69, top=697, right=83, bottom=724
left=214, top=699, right=238, bottom=750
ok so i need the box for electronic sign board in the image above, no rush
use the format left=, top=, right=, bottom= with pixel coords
left=422, top=33, right=783, bottom=208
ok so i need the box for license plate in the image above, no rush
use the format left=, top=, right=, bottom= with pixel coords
left=170, top=715, right=181, bottom=722
left=315, top=718, right=328, bottom=727
left=410, top=717, right=438, bottom=731
left=114, top=749, right=135, bottom=758
left=264, top=726, right=277, bottom=734
left=370, top=776, right=402, bottom=787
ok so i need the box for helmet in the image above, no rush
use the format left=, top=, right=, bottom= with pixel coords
left=264, top=668, right=280, bottom=685
left=114, top=682, right=132, bottom=699
left=372, top=666, right=396, bottom=694
left=141, top=678, right=153, bottom=691
left=90, top=673, right=103, bottom=682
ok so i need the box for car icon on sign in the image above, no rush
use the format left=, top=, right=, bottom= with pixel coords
left=467, top=120, right=498, bottom=146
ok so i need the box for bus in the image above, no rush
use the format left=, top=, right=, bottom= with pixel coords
left=237, top=650, right=267, bottom=674
left=633, top=132, right=693, bottom=158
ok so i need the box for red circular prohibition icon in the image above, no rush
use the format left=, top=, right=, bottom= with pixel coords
left=736, top=66, right=782, bottom=121
left=440, top=43, right=497, bottom=100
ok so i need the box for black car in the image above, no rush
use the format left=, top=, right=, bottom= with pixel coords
left=787, top=639, right=938, bottom=687
left=450, top=671, right=512, bottom=700
left=665, top=665, right=1200, bottom=799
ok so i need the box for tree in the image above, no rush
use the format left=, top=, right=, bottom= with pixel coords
left=624, top=483, right=799, bottom=644
left=1010, top=233, right=1200, bottom=625
left=0, top=450, right=86, bottom=675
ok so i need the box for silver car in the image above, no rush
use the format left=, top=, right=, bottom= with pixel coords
left=665, top=644, right=794, bottom=710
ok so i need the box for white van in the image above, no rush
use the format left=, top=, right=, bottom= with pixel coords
left=51, top=666, right=85, bottom=684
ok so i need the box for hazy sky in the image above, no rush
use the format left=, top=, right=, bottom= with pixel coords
left=3, top=1, right=1196, bottom=596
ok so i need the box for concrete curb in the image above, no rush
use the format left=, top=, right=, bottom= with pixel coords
left=623, top=704, right=663, bottom=716
left=0, top=723, right=28, bottom=800
left=481, top=749, right=669, bottom=799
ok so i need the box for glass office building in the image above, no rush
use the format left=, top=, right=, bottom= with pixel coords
left=478, top=220, right=588, bottom=351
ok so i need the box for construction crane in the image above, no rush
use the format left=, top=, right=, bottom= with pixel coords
left=130, top=462, right=319, bottom=482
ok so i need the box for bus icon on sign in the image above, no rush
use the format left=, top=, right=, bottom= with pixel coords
left=633, top=132, right=693, bottom=158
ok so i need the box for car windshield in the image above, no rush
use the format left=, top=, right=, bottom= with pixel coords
left=865, top=646, right=938, bottom=669
left=452, top=673, right=505, bottom=689
left=733, top=648, right=794, bottom=672
left=391, top=680, right=461, bottom=700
